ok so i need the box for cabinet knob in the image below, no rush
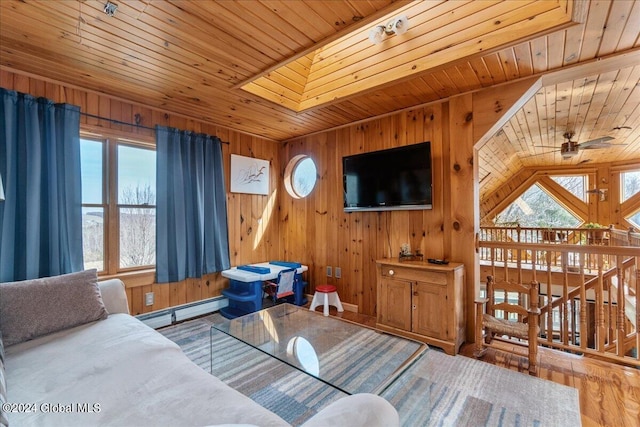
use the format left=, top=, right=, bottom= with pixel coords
left=388, top=269, right=394, bottom=276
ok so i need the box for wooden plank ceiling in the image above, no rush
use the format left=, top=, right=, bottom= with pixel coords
left=0, top=0, right=639, bottom=200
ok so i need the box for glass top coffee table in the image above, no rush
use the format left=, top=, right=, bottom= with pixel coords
left=211, top=303, right=427, bottom=395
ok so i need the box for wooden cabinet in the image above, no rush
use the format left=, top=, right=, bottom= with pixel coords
left=376, top=259, right=465, bottom=355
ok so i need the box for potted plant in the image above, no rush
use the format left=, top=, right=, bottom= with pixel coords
left=541, top=227, right=557, bottom=242
left=583, top=222, right=605, bottom=244
left=539, top=222, right=557, bottom=242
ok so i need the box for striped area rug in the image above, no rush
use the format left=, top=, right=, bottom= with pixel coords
left=159, top=313, right=581, bottom=426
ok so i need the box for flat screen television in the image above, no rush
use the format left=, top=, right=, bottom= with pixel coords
left=343, top=142, right=432, bottom=212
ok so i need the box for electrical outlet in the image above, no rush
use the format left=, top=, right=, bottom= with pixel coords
left=335, top=267, right=342, bottom=278
left=145, top=292, right=155, bottom=306
left=326, top=266, right=332, bottom=277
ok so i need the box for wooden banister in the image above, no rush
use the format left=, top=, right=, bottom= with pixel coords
left=479, top=226, right=640, bottom=368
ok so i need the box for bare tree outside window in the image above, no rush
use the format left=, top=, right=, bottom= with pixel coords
left=551, top=175, right=586, bottom=201
left=622, top=170, right=640, bottom=228
left=622, top=170, right=640, bottom=202
left=494, top=184, right=581, bottom=228
left=119, top=184, right=156, bottom=268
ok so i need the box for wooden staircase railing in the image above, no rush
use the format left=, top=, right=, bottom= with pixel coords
left=479, top=226, right=640, bottom=368
left=539, top=257, right=636, bottom=316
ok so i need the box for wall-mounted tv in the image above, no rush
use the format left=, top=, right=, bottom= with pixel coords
left=343, top=142, right=432, bottom=212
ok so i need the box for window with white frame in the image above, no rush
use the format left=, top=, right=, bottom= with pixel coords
left=80, top=137, right=156, bottom=273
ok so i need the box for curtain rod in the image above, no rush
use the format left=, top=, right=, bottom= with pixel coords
left=79, top=111, right=230, bottom=144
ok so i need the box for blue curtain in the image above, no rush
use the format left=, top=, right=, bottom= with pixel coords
left=156, top=126, right=230, bottom=283
left=0, top=88, right=83, bottom=282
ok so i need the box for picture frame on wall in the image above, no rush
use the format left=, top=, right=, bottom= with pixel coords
left=230, top=154, right=270, bottom=195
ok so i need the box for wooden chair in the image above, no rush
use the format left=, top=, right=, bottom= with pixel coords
left=474, top=275, right=541, bottom=375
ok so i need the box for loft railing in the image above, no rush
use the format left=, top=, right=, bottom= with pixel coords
left=478, top=226, right=640, bottom=367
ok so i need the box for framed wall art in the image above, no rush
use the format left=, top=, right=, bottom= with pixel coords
left=230, top=154, right=269, bottom=195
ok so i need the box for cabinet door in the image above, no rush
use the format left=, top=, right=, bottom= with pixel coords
left=412, top=281, right=448, bottom=339
left=378, top=277, right=412, bottom=331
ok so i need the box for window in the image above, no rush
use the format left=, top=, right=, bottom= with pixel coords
left=621, top=169, right=640, bottom=202
left=117, top=144, right=156, bottom=269
left=80, top=137, right=156, bottom=273
left=495, top=183, right=582, bottom=228
left=80, top=139, right=105, bottom=271
left=551, top=175, right=587, bottom=202
left=628, top=211, right=640, bottom=229
left=284, top=155, right=317, bottom=199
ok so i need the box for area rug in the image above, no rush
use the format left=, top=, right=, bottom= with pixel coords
left=159, top=313, right=581, bottom=426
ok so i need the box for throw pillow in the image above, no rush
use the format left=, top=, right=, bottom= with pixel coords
left=0, top=269, right=108, bottom=346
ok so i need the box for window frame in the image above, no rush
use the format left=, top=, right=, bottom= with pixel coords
left=116, top=142, right=157, bottom=272
left=80, top=132, right=157, bottom=276
left=80, top=137, right=108, bottom=273
left=621, top=168, right=640, bottom=203
left=284, top=154, right=317, bottom=199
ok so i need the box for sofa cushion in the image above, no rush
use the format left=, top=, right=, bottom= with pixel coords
left=5, top=314, right=289, bottom=426
left=0, top=269, right=108, bottom=346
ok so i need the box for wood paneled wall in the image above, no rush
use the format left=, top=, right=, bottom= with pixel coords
left=279, top=80, right=536, bottom=334
left=0, top=69, right=282, bottom=315
left=2, top=69, right=536, bottom=337
left=280, top=106, right=452, bottom=316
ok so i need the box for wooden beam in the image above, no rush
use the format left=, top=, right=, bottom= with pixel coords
left=472, top=77, right=542, bottom=150
left=448, top=93, right=478, bottom=343
left=537, top=175, right=589, bottom=220
left=483, top=170, right=542, bottom=224
left=541, top=47, right=640, bottom=86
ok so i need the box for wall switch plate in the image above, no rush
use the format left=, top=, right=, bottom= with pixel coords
left=326, top=266, right=332, bottom=277
left=145, top=292, right=155, bottom=306
left=335, top=267, right=341, bottom=278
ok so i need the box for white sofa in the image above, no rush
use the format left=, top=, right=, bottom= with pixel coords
left=0, top=271, right=399, bottom=427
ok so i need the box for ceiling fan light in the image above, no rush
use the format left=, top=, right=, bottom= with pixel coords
left=368, top=26, right=386, bottom=44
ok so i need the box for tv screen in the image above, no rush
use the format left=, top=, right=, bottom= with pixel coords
left=343, top=142, right=432, bottom=212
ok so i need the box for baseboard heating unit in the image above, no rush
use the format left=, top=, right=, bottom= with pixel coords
left=136, top=297, right=228, bottom=329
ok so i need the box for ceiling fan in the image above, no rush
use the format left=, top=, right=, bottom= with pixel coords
left=533, top=132, right=624, bottom=159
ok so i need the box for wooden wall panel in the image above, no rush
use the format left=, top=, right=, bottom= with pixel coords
left=1, top=69, right=282, bottom=315
left=280, top=105, right=452, bottom=316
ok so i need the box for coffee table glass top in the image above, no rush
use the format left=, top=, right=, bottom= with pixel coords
left=211, top=303, right=427, bottom=395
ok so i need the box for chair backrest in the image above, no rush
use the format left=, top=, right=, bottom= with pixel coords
left=275, top=269, right=296, bottom=299
left=486, top=275, right=539, bottom=321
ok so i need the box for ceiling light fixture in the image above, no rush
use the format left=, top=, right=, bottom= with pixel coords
left=368, top=15, right=410, bottom=44
left=103, top=1, right=118, bottom=17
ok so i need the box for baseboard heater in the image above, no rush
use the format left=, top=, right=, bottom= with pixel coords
left=136, top=297, right=229, bottom=329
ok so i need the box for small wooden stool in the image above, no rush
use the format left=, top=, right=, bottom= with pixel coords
left=309, top=284, right=344, bottom=316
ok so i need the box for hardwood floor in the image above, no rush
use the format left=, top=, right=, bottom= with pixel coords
left=320, top=306, right=640, bottom=427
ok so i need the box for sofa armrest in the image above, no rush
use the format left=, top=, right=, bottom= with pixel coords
left=301, top=393, right=399, bottom=427
left=98, top=279, right=130, bottom=315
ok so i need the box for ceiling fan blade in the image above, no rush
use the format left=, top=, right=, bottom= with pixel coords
left=521, top=150, right=560, bottom=158
left=578, top=136, right=615, bottom=149
left=580, top=142, right=628, bottom=150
